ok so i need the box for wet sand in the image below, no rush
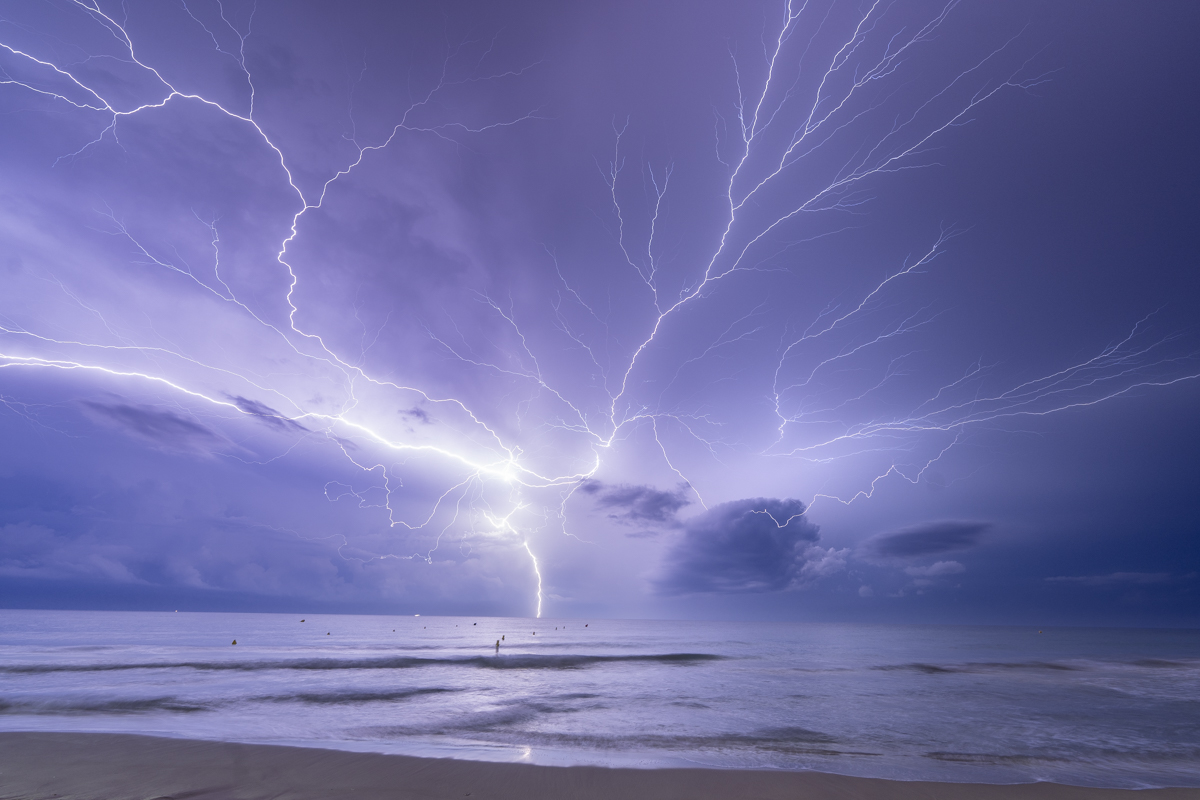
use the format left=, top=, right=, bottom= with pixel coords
left=0, top=732, right=1196, bottom=799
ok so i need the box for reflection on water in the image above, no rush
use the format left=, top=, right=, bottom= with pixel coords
left=0, top=610, right=1197, bottom=788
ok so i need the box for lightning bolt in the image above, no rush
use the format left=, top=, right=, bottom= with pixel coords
left=0, top=0, right=1195, bottom=617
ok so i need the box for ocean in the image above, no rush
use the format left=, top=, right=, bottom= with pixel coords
left=0, top=610, right=1196, bottom=788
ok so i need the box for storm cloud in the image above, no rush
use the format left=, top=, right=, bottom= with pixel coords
left=862, top=521, right=992, bottom=560
left=230, top=396, right=307, bottom=433
left=581, top=480, right=691, bottom=528
left=654, top=498, right=841, bottom=594
left=81, top=402, right=223, bottom=453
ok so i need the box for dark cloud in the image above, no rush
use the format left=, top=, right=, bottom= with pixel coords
left=82, top=402, right=221, bottom=452
left=230, top=396, right=307, bottom=433
left=862, top=521, right=992, bottom=559
left=400, top=407, right=432, bottom=424
left=581, top=480, right=690, bottom=528
left=655, top=498, right=843, bottom=594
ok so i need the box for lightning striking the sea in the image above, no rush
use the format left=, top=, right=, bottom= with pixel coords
left=0, top=0, right=1196, bottom=617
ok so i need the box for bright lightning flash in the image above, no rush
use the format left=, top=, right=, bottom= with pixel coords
left=0, top=0, right=1195, bottom=616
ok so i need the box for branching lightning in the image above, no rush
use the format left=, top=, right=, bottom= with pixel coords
left=0, top=0, right=1195, bottom=615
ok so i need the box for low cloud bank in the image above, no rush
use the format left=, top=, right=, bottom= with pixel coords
left=655, top=498, right=845, bottom=594
left=581, top=480, right=691, bottom=528
left=862, top=520, right=991, bottom=559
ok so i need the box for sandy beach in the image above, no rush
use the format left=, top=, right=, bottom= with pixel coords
left=0, top=732, right=1195, bottom=800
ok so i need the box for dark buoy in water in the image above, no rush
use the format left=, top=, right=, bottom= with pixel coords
left=326, top=632, right=330, bottom=635
left=231, top=639, right=237, bottom=645
left=585, top=624, right=588, bottom=627
left=473, top=622, right=477, bottom=625
left=301, top=619, right=305, bottom=622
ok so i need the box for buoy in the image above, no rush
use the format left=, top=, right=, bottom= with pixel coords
left=301, top=619, right=305, bottom=622
left=532, top=631, right=536, bottom=635
left=327, top=632, right=330, bottom=635
left=473, top=622, right=477, bottom=626
left=585, top=624, right=588, bottom=627
left=231, top=639, right=237, bottom=645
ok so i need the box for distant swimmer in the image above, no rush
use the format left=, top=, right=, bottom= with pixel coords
left=502, top=635, right=505, bottom=640
left=495, top=639, right=500, bottom=653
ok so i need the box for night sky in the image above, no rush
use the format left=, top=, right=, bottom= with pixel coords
left=1, top=0, right=1197, bottom=626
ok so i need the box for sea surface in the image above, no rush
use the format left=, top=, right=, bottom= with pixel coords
left=0, top=610, right=1197, bottom=788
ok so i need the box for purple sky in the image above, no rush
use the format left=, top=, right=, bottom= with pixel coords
left=1, top=0, right=1198, bottom=624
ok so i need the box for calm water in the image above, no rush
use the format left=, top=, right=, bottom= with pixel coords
left=0, top=610, right=1197, bottom=788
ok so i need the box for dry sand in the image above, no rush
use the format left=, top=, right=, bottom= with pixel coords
left=0, top=732, right=1196, bottom=800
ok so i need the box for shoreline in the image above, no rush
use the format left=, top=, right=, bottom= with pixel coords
left=1, top=732, right=1197, bottom=799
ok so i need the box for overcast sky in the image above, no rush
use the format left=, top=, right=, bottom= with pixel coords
left=1, top=0, right=1197, bottom=625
